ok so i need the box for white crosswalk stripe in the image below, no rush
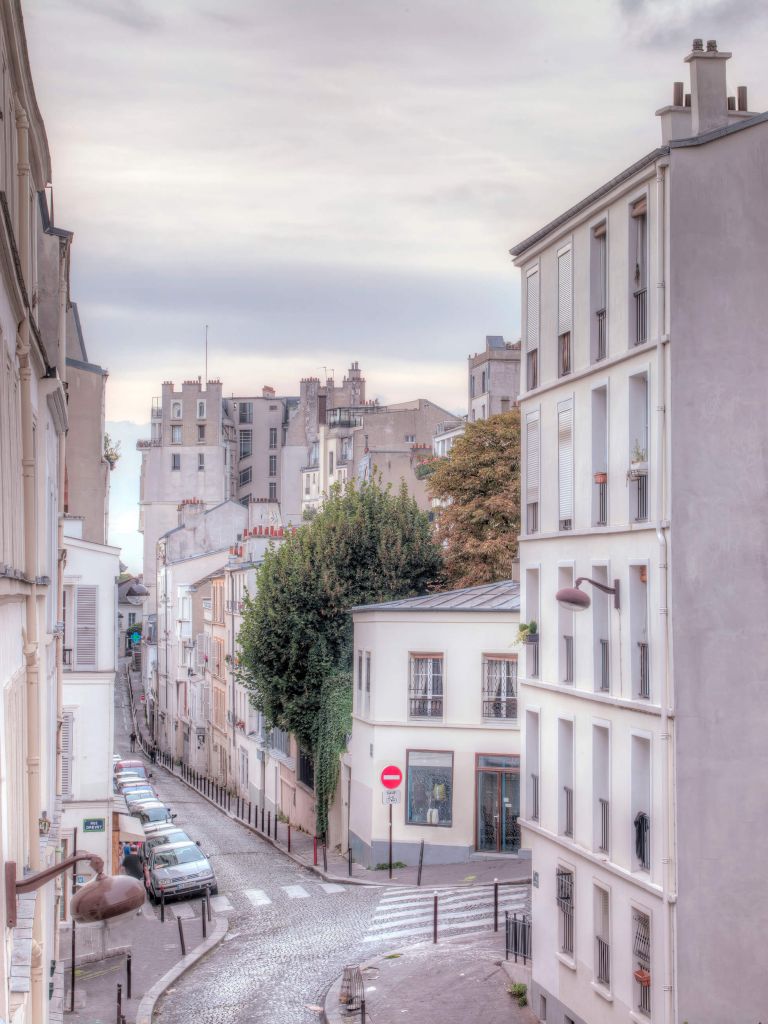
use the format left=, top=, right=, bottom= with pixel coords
left=244, top=889, right=272, bottom=907
left=319, top=882, right=345, bottom=894
left=210, top=895, right=234, bottom=913
left=169, top=902, right=197, bottom=920
left=364, top=884, right=530, bottom=944
left=283, top=884, right=310, bottom=899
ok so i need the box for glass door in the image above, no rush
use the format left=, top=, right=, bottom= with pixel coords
left=501, top=771, right=520, bottom=853
left=476, top=755, right=521, bottom=853
left=477, top=771, right=500, bottom=851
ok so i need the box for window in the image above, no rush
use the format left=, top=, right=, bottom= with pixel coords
left=269, top=482, right=277, bottom=501
left=633, top=910, right=652, bottom=1016
left=558, top=399, right=574, bottom=530
left=364, top=652, right=371, bottom=717
left=213, top=638, right=224, bottom=678
left=630, top=565, right=650, bottom=698
left=631, top=735, right=651, bottom=870
left=629, top=372, right=649, bottom=521
left=171, top=453, right=180, bottom=471
left=239, top=402, right=253, bottom=424
left=482, top=657, right=517, bottom=719
left=404, top=434, right=415, bottom=443
left=239, top=430, right=253, bottom=459
left=198, top=453, right=205, bottom=471
left=556, top=868, right=575, bottom=956
left=269, top=427, right=277, bottom=449
left=269, top=455, right=277, bottom=477
left=592, top=386, right=608, bottom=526
left=408, top=655, right=443, bottom=718
left=526, top=710, right=540, bottom=821
left=481, top=369, right=487, bottom=393
left=269, top=728, right=291, bottom=757
left=525, top=411, right=539, bottom=534
left=171, top=425, right=182, bottom=444
left=558, top=247, right=572, bottom=376
left=328, top=451, right=334, bottom=474
left=630, top=198, right=648, bottom=345
left=341, top=436, right=353, bottom=462
left=298, top=748, right=315, bottom=790
left=356, top=650, right=363, bottom=713
left=500, top=397, right=510, bottom=413
left=197, top=400, right=206, bottom=419
left=595, top=886, right=610, bottom=985
left=559, top=567, right=574, bottom=684
left=171, top=401, right=182, bottom=419
left=197, top=424, right=206, bottom=442
left=61, top=710, right=74, bottom=799
left=406, top=750, right=453, bottom=826
left=240, top=495, right=251, bottom=507
left=128, top=612, right=136, bottom=627
left=525, top=268, right=539, bottom=389
left=591, top=222, right=607, bottom=361
left=593, top=725, right=610, bottom=854
left=239, top=467, right=252, bottom=487
left=558, top=717, right=574, bottom=837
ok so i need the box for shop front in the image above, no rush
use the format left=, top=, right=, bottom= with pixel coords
left=476, top=754, right=520, bottom=853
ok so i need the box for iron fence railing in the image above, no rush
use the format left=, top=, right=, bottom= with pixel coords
left=596, top=308, right=607, bottom=360
left=505, top=912, right=532, bottom=965
left=482, top=698, right=518, bottom=720
left=636, top=471, right=648, bottom=521
left=556, top=869, right=574, bottom=956
left=530, top=773, right=539, bottom=822
left=599, top=638, right=610, bottom=691
left=598, top=797, right=610, bottom=853
left=634, top=288, right=647, bottom=345
left=409, top=696, right=443, bottom=718
left=563, top=635, right=574, bottom=683
left=563, top=786, right=574, bottom=837
left=597, top=478, right=608, bottom=526
left=596, top=935, right=610, bottom=985
left=638, top=642, right=650, bottom=699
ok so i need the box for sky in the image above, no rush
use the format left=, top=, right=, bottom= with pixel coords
left=23, top=0, right=767, bottom=569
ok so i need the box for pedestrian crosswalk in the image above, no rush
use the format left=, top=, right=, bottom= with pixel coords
left=154, top=879, right=351, bottom=919
left=364, top=884, right=530, bottom=945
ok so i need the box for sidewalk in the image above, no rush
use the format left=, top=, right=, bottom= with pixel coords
left=323, top=934, right=537, bottom=1024
left=123, top=670, right=531, bottom=891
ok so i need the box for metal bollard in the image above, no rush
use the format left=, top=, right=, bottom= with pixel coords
left=228, top=792, right=231, bottom=813
left=348, top=845, right=352, bottom=877
left=417, top=839, right=424, bottom=886
left=493, top=879, right=499, bottom=932
left=267, top=811, right=271, bottom=836
left=116, top=983, right=122, bottom=1024
left=261, top=806, right=265, bottom=832
left=126, top=952, right=132, bottom=999
left=206, top=887, right=212, bottom=921
left=248, top=802, right=252, bottom=826
left=201, top=898, right=207, bottom=939
left=313, top=835, right=318, bottom=866
left=322, top=840, right=328, bottom=873
left=361, top=995, right=366, bottom=1024
left=505, top=910, right=509, bottom=961
left=288, top=824, right=291, bottom=852
left=177, top=916, right=186, bottom=956
left=433, top=892, right=438, bottom=943
left=160, top=890, right=166, bottom=923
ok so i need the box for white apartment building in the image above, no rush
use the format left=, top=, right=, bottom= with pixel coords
left=515, top=41, right=766, bottom=1024
left=61, top=519, right=120, bottom=876
left=348, top=581, right=521, bottom=867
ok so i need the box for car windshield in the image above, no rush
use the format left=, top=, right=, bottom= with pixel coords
left=148, top=832, right=188, bottom=851
left=153, top=847, right=204, bottom=868
left=140, top=806, right=170, bottom=822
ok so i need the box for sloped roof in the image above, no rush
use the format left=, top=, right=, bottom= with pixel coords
left=353, top=579, right=520, bottom=613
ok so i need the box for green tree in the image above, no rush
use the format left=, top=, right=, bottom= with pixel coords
left=238, top=478, right=442, bottom=837
left=427, top=410, right=521, bottom=588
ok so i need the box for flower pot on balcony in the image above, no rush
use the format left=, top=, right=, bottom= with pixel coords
left=634, top=968, right=651, bottom=987
left=594, top=472, right=608, bottom=485
left=627, top=461, right=648, bottom=481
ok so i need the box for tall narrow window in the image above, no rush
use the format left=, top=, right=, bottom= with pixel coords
left=526, top=709, right=540, bottom=821
left=239, top=430, right=253, bottom=459
left=482, top=656, right=517, bottom=720
left=558, top=400, right=574, bottom=531
left=61, top=710, right=74, bottom=799
left=171, top=454, right=180, bottom=471
left=198, top=453, right=205, bottom=472
left=364, top=653, right=371, bottom=717
left=239, top=467, right=252, bottom=487
left=268, top=482, right=277, bottom=501
left=628, top=373, right=649, bottom=522
left=593, top=724, right=610, bottom=854
left=558, top=718, right=574, bottom=837
left=633, top=910, right=652, bottom=1015
left=630, top=198, right=648, bottom=346
left=525, top=411, right=540, bottom=534
left=557, top=247, right=573, bottom=377
left=239, top=402, right=253, bottom=424
left=171, top=425, right=182, bottom=444
left=357, top=650, right=363, bottom=713
left=197, top=399, right=206, bottom=419
left=591, top=387, right=608, bottom=527
left=197, top=424, right=206, bottom=442
left=594, top=887, right=611, bottom=986
left=75, top=585, right=98, bottom=670
left=409, top=655, right=444, bottom=719
left=269, top=427, right=278, bottom=449
left=556, top=868, right=575, bottom=956
left=525, top=268, right=539, bottom=390
left=269, top=455, right=277, bottom=477
left=591, top=223, right=607, bottom=361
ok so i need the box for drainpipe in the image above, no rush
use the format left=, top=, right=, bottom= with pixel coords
left=654, top=157, right=677, bottom=1024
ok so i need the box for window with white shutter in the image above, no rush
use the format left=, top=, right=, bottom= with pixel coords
left=525, top=411, right=540, bottom=534
left=558, top=247, right=573, bottom=377
left=525, top=268, right=539, bottom=390
left=558, top=401, right=574, bottom=530
left=75, top=586, right=98, bottom=669
left=61, top=710, right=74, bottom=799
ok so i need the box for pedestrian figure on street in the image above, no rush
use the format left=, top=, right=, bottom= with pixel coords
left=130, top=730, right=137, bottom=752
left=150, top=746, right=156, bottom=764
left=121, top=848, right=143, bottom=880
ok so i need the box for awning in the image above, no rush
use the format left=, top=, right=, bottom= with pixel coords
left=118, top=814, right=145, bottom=844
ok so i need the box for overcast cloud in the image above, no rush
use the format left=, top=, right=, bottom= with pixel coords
left=23, top=0, right=766, bottom=568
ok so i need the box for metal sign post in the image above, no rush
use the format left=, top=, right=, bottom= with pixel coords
left=380, top=767, right=402, bottom=879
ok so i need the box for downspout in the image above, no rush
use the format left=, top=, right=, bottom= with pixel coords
left=654, top=158, right=676, bottom=1024
left=16, top=102, right=45, bottom=1024
left=229, top=568, right=236, bottom=790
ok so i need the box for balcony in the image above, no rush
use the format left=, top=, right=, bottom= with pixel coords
left=526, top=634, right=539, bottom=679
left=595, top=474, right=608, bottom=526
left=563, top=635, right=574, bottom=684
left=408, top=696, right=443, bottom=719
left=563, top=785, right=573, bottom=837
left=558, top=331, right=571, bottom=377
left=596, top=935, right=610, bottom=986
left=599, top=639, right=610, bottom=692
left=530, top=773, right=539, bottom=822
left=596, top=308, right=607, bottom=360
left=634, top=288, right=648, bottom=345
left=637, top=642, right=650, bottom=699
left=598, top=797, right=610, bottom=853
left=482, top=697, right=518, bottom=721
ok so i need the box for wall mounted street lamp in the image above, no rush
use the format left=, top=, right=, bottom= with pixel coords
left=555, top=577, right=620, bottom=612
left=5, top=851, right=145, bottom=928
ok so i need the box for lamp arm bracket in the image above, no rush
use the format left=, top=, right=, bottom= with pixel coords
left=5, top=851, right=103, bottom=928
left=575, top=577, right=621, bottom=609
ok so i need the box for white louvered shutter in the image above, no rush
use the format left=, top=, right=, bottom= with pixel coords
left=558, top=403, right=574, bottom=523
left=196, top=633, right=206, bottom=670
left=525, top=270, right=539, bottom=351
left=61, top=711, right=74, bottom=798
left=75, top=586, right=98, bottom=669
left=526, top=413, right=540, bottom=503
left=557, top=248, right=573, bottom=335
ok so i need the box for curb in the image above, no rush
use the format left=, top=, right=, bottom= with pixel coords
left=134, top=915, right=228, bottom=1024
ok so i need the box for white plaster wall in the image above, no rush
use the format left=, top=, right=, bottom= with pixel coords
left=62, top=536, right=120, bottom=672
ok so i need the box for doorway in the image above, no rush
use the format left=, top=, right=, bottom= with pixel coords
left=476, top=754, right=520, bottom=853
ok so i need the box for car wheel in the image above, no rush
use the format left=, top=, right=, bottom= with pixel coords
left=149, top=887, right=158, bottom=905
left=209, top=885, right=218, bottom=896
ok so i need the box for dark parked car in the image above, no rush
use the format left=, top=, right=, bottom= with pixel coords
left=133, top=802, right=176, bottom=826
left=145, top=841, right=217, bottom=903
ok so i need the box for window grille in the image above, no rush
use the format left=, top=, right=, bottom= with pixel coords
left=556, top=869, right=574, bottom=956
left=482, top=657, right=518, bottom=719
left=408, top=656, right=443, bottom=718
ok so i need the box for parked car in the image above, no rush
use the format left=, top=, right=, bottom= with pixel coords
left=115, top=772, right=147, bottom=790
left=133, top=802, right=176, bottom=826
left=145, top=841, right=217, bottom=903
left=142, top=819, right=183, bottom=838
left=114, top=759, right=147, bottom=776
left=140, top=829, right=191, bottom=867
left=124, top=792, right=158, bottom=812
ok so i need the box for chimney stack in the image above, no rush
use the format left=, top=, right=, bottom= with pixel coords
left=685, top=38, right=731, bottom=135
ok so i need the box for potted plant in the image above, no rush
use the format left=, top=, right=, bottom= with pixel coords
left=594, top=471, right=608, bottom=485
left=634, top=967, right=651, bottom=987
left=516, top=620, right=538, bottom=645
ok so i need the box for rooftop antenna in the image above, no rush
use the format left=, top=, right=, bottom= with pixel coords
left=204, top=325, right=209, bottom=386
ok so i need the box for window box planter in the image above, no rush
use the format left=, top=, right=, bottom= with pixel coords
left=523, top=633, right=539, bottom=645
left=627, top=460, right=648, bottom=481
left=594, top=471, right=608, bottom=485
left=634, top=968, right=651, bottom=987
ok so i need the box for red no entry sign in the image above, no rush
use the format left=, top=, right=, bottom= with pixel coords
left=380, top=765, right=402, bottom=790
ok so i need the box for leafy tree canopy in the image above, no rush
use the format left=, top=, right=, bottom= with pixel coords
left=237, top=478, right=442, bottom=833
left=427, top=410, right=521, bottom=588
